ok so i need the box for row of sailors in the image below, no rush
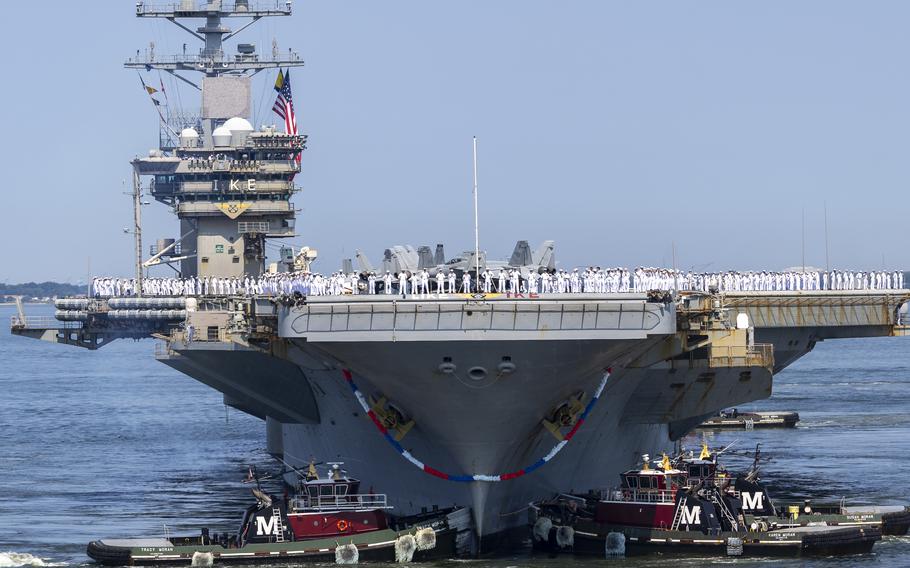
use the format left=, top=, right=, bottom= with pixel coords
left=91, top=268, right=906, bottom=298
left=675, top=269, right=905, bottom=292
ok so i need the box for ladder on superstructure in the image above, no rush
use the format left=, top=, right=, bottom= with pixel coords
left=670, top=496, right=686, bottom=530
left=272, top=508, right=285, bottom=542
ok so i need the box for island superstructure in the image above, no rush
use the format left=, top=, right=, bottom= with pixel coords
left=10, top=0, right=910, bottom=553
left=125, top=0, right=304, bottom=284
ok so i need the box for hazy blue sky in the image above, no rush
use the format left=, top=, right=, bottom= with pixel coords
left=3, top=1, right=909, bottom=283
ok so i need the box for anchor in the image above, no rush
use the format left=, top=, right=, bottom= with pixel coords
left=368, top=394, right=415, bottom=441
left=542, top=391, right=587, bottom=441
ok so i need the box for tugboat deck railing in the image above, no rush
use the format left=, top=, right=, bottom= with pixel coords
left=600, top=488, right=677, bottom=504
left=288, top=494, right=390, bottom=512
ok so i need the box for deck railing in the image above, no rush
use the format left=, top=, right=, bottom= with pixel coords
left=10, top=316, right=81, bottom=330
left=599, top=487, right=677, bottom=504
left=289, top=494, right=389, bottom=512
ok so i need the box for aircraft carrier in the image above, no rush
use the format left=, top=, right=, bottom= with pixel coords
left=10, top=0, right=910, bottom=553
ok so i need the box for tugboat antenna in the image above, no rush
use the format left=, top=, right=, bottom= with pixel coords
left=714, top=439, right=739, bottom=457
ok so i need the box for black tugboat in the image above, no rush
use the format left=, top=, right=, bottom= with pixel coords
left=680, top=444, right=910, bottom=536
left=532, top=447, right=882, bottom=558
left=87, top=463, right=463, bottom=565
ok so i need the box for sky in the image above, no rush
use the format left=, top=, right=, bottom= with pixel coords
left=3, top=0, right=910, bottom=283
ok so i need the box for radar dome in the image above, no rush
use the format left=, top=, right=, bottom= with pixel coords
left=212, top=126, right=232, bottom=147
left=223, top=117, right=254, bottom=145
left=223, top=117, right=253, bottom=132
left=179, top=128, right=199, bottom=148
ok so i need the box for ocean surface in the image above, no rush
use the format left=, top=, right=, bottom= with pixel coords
left=2, top=303, right=910, bottom=567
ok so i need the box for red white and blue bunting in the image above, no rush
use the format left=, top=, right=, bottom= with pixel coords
left=341, top=368, right=611, bottom=482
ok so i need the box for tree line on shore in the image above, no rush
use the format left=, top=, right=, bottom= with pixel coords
left=0, top=282, right=85, bottom=301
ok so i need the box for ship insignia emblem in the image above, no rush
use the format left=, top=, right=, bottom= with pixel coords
left=216, top=201, right=252, bottom=219
left=457, top=293, right=503, bottom=300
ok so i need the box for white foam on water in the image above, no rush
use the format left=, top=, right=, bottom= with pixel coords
left=0, top=552, right=64, bottom=568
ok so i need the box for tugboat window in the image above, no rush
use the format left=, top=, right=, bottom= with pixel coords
left=627, top=476, right=638, bottom=488
left=336, top=485, right=348, bottom=496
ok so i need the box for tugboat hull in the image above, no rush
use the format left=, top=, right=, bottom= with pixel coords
left=87, top=525, right=457, bottom=566
left=566, top=522, right=880, bottom=557
left=773, top=504, right=910, bottom=536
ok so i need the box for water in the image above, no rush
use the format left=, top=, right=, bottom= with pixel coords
left=2, top=303, right=910, bottom=567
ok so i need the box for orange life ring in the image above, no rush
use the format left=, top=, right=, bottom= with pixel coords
left=337, top=520, right=350, bottom=532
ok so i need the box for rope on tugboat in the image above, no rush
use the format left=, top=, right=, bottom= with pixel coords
left=341, top=367, right=612, bottom=482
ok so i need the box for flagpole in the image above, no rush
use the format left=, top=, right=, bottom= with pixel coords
left=824, top=201, right=830, bottom=273
left=473, top=136, right=480, bottom=283
left=133, top=168, right=144, bottom=297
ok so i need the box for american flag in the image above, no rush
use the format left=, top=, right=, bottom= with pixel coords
left=272, top=69, right=301, bottom=165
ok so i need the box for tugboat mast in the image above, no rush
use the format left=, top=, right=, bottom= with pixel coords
left=125, top=0, right=306, bottom=279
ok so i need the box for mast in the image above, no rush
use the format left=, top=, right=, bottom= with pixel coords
left=133, top=169, right=144, bottom=296
left=127, top=1, right=303, bottom=77
left=473, top=137, right=480, bottom=280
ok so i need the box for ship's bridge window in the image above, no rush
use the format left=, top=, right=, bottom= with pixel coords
left=689, top=465, right=709, bottom=478
left=625, top=475, right=638, bottom=489
left=320, top=485, right=333, bottom=497
left=640, top=476, right=657, bottom=489
left=335, top=484, right=348, bottom=497
left=307, top=486, right=318, bottom=500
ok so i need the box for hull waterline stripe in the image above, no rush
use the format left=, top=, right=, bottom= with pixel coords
left=341, top=368, right=611, bottom=482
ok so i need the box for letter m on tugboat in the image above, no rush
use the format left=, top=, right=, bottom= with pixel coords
left=255, top=516, right=280, bottom=537
left=741, top=492, right=764, bottom=512
left=679, top=504, right=702, bottom=526
left=671, top=492, right=721, bottom=532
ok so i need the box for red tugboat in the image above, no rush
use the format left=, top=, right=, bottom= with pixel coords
left=88, top=463, right=464, bottom=565
left=592, top=454, right=686, bottom=530
left=280, top=462, right=391, bottom=540
left=532, top=448, right=881, bottom=558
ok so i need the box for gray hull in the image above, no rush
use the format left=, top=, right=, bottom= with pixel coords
left=162, top=305, right=772, bottom=546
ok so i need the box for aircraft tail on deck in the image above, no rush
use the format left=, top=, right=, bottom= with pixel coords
left=508, top=240, right=533, bottom=266
left=355, top=250, right=375, bottom=273
left=533, top=240, right=556, bottom=270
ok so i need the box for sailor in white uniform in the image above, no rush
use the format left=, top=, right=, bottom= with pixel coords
left=435, top=270, right=445, bottom=294
left=367, top=272, right=376, bottom=295
left=447, top=270, right=457, bottom=293
left=384, top=272, right=393, bottom=294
